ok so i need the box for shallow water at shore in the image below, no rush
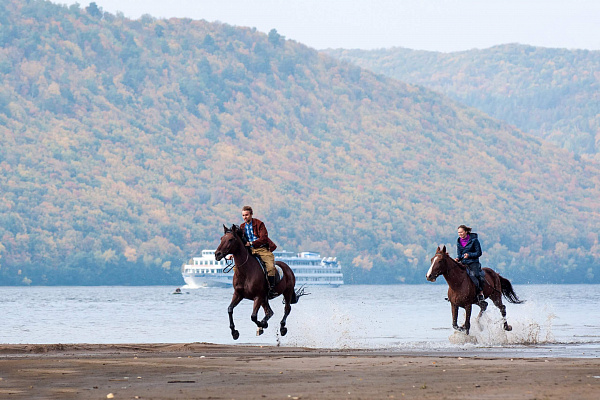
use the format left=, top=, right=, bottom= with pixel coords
left=1, top=284, right=599, bottom=357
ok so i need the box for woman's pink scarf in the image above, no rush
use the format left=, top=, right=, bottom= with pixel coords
left=459, top=234, right=470, bottom=248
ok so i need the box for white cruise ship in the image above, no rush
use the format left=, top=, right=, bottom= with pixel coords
left=182, top=249, right=344, bottom=288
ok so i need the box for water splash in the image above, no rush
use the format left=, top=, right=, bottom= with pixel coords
left=455, top=300, right=557, bottom=346
left=449, top=331, right=478, bottom=344
left=283, top=303, right=370, bottom=349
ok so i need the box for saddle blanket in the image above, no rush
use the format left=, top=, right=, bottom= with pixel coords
left=275, top=265, right=284, bottom=281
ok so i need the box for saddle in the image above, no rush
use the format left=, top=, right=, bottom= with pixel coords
left=461, top=262, right=487, bottom=304
left=464, top=264, right=486, bottom=290
left=253, top=254, right=283, bottom=298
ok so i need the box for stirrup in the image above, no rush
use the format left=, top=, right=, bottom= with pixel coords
left=477, top=293, right=485, bottom=301
left=267, top=286, right=278, bottom=299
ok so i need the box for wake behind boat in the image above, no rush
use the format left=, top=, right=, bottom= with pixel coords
left=182, top=249, right=344, bottom=288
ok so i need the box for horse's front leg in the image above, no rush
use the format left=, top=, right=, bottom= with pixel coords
left=462, top=304, right=473, bottom=335
left=451, top=303, right=461, bottom=331
left=228, top=293, right=243, bottom=340
left=476, top=298, right=488, bottom=318
left=490, top=292, right=512, bottom=331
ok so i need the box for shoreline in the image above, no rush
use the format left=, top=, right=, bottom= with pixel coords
left=1, top=343, right=599, bottom=399
left=1, top=340, right=599, bottom=358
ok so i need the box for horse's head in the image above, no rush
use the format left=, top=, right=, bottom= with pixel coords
left=215, top=224, right=242, bottom=261
left=426, top=245, right=449, bottom=282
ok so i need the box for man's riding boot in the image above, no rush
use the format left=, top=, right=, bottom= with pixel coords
left=268, top=275, right=276, bottom=296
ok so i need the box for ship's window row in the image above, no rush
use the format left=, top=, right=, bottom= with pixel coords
left=293, top=269, right=341, bottom=274
left=194, top=260, right=224, bottom=266
left=186, top=269, right=224, bottom=274
left=299, top=277, right=343, bottom=281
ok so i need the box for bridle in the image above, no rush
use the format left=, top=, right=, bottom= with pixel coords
left=428, top=252, right=447, bottom=281
left=222, top=232, right=250, bottom=273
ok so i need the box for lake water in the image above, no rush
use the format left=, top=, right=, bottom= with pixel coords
left=1, top=284, right=599, bottom=358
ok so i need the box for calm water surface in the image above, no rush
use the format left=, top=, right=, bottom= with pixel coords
left=1, top=284, right=599, bottom=358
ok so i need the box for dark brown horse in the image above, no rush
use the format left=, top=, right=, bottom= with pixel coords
left=214, top=224, right=304, bottom=339
left=426, top=246, right=523, bottom=335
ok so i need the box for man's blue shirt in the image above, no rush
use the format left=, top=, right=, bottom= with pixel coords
left=245, top=220, right=258, bottom=243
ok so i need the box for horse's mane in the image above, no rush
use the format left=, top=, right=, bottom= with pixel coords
left=438, top=248, right=467, bottom=271
left=232, top=224, right=247, bottom=244
left=229, top=224, right=252, bottom=255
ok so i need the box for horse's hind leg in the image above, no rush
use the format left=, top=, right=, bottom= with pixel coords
left=251, top=298, right=273, bottom=336
left=259, top=301, right=274, bottom=329
left=476, top=298, right=488, bottom=319
left=279, top=295, right=292, bottom=336
left=492, top=295, right=512, bottom=331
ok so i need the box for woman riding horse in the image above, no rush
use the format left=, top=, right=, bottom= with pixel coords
left=427, top=245, right=523, bottom=335
left=456, top=225, right=486, bottom=304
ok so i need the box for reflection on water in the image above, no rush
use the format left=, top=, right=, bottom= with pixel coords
left=0, top=284, right=599, bottom=357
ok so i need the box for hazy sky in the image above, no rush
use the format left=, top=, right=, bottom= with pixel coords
left=57, top=0, right=600, bottom=52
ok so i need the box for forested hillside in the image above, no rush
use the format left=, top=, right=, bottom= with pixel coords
left=325, top=45, right=600, bottom=158
left=1, top=0, right=600, bottom=285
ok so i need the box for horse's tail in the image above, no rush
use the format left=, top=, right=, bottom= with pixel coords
left=499, top=275, right=524, bottom=304
left=291, top=284, right=309, bottom=304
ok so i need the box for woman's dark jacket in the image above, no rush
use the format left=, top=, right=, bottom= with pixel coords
left=456, top=233, right=482, bottom=265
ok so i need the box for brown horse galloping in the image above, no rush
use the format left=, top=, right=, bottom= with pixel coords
left=215, top=224, right=304, bottom=339
left=426, top=246, right=523, bottom=335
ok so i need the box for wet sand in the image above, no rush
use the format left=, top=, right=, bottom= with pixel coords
left=1, top=343, right=599, bottom=399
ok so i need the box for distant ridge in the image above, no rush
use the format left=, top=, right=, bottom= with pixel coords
left=0, top=0, right=599, bottom=285
left=324, top=44, right=600, bottom=159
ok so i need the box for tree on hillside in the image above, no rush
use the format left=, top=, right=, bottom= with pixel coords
left=86, top=2, right=102, bottom=19
left=268, top=29, right=283, bottom=47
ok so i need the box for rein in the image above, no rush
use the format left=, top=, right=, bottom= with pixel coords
left=447, top=254, right=503, bottom=296
left=449, top=257, right=467, bottom=270
left=224, top=257, right=235, bottom=273
left=223, top=243, right=250, bottom=273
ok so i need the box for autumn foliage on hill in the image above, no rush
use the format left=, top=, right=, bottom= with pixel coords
left=0, top=0, right=599, bottom=285
left=325, top=45, right=600, bottom=159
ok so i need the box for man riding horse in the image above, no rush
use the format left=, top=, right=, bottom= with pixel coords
left=240, top=205, right=278, bottom=296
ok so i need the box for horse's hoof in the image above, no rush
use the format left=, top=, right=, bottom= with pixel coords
left=256, top=327, right=264, bottom=336
left=280, top=326, right=288, bottom=336
left=232, top=330, right=239, bottom=340
left=505, top=325, right=513, bottom=331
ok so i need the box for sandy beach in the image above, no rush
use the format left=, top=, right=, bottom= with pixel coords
left=0, top=343, right=599, bottom=399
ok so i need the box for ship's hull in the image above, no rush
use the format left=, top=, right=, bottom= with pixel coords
left=182, top=272, right=343, bottom=288
left=182, top=272, right=232, bottom=288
